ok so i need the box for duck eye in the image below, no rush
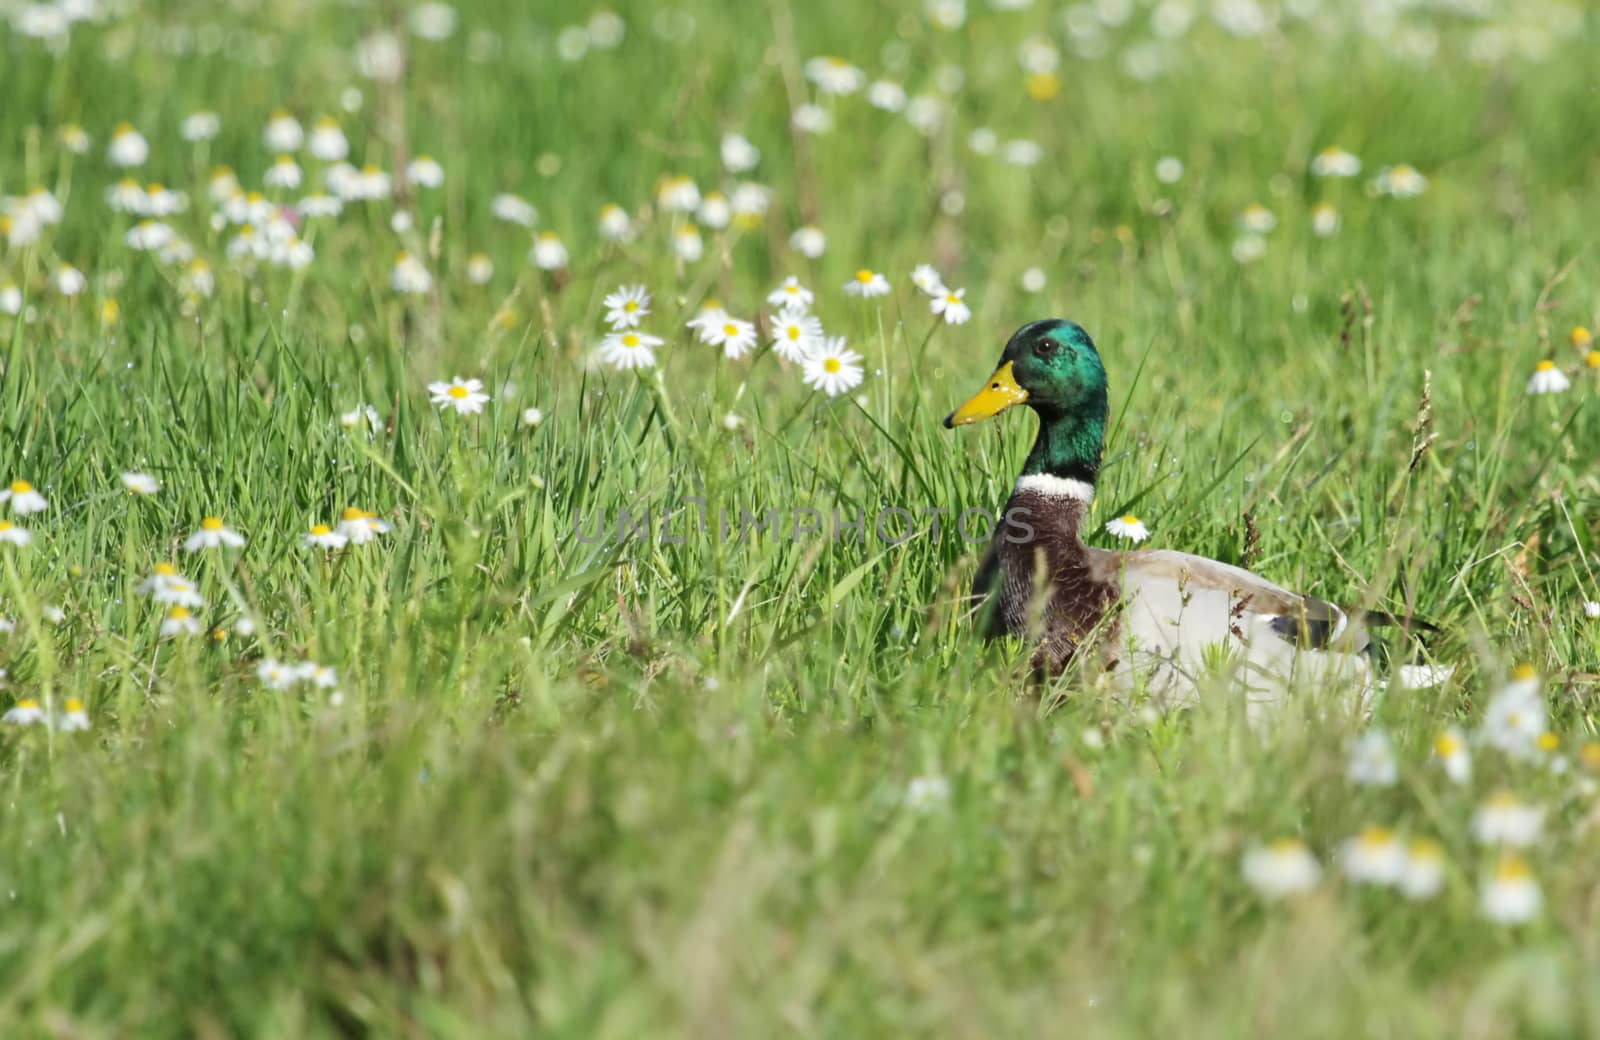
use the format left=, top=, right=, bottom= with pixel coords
left=1035, top=338, right=1058, bottom=357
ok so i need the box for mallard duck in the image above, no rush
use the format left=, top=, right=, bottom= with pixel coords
left=945, top=318, right=1424, bottom=710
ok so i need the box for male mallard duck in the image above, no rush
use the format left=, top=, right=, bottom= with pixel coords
left=945, top=319, right=1423, bottom=710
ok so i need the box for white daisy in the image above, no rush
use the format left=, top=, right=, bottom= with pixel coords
left=1374, top=164, right=1427, bottom=198
left=843, top=269, right=891, bottom=298
left=904, top=775, right=951, bottom=812
left=107, top=123, right=149, bottom=167
left=337, top=508, right=392, bottom=545
left=0, top=480, right=48, bottom=514
left=264, top=155, right=303, bottom=190
left=300, top=523, right=346, bottom=550
left=57, top=697, right=91, bottom=732
left=339, top=404, right=382, bottom=436
left=1155, top=156, right=1184, bottom=183
left=1433, top=727, right=1471, bottom=784
left=3, top=698, right=45, bottom=726
left=702, top=316, right=757, bottom=360
left=0, top=521, right=31, bottom=546
left=492, top=193, right=537, bottom=227
left=789, top=226, right=826, bottom=258
left=1241, top=838, right=1320, bottom=900
left=465, top=253, right=494, bottom=285
left=697, top=193, right=730, bottom=230
left=256, top=658, right=297, bottom=690
left=120, top=471, right=160, bottom=495
left=181, top=111, right=221, bottom=142
left=930, top=287, right=971, bottom=325
left=1472, top=792, right=1543, bottom=847
left=766, top=276, right=814, bottom=311
left=160, top=606, right=203, bottom=638
left=596, top=331, right=662, bottom=371
left=391, top=252, right=432, bottom=294
left=428, top=377, right=490, bottom=415
left=768, top=309, right=823, bottom=363
left=603, top=285, right=652, bottom=329
left=867, top=80, right=908, bottom=112
left=184, top=516, right=246, bottom=551
left=598, top=203, right=632, bottom=241
left=1526, top=361, right=1570, bottom=395
left=1398, top=840, right=1446, bottom=900
left=263, top=110, right=304, bottom=152
left=1337, top=826, right=1407, bottom=886
left=720, top=132, right=760, bottom=172
left=674, top=224, right=704, bottom=262
left=910, top=264, right=945, bottom=296
left=530, top=232, right=568, bottom=271
left=1311, top=203, right=1340, bottom=238
left=804, top=55, right=864, bottom=95
left=1480, top=667, right=1545, bottom=760
left=801, top=338, right=865, bottom=397
left=521, top=407, right=544, bottom=428
left=1104, top=515, right=1149, bottom=543
left=1311, top=147, right=1361, bottom=178
left=1480, top=855, right=1541, bottom=924
left=407, top=155, right=445, bottom=188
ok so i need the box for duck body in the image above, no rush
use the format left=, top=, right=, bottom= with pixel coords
left=949, top=319, right=1382, bottom=709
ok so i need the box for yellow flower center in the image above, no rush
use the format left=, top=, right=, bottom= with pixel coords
left=1122, top=515, right=1139, bottom=525
left=622, top=334, right=641, bottom=348
left=448, top=385, right=469, bottom=399
left=785, top=285, right=800, bottom=295
left=154, top=563, right=177, bottom=576
left=787, top=327, right=801, bottom=341
left=1268, top=837, right=1305, bottom=854
left=362, top=164, right=381, bottom=174
left=168, top=607, right=191, bottom=620
left=201, top=516, right=224, bottom=531
left=0, top=521, right=15, bottom=532
left=723, top=323, right=739, bottom=337
left=1571, top=326, right=1593, bottom=347
left=310, top=524, right=332, bottom=536
left=623, top=300, right=639, bottom=312
left=1512, top=663, right=1538, bottom=681
left=1587, top=351, right=1600, bottom=369
left=1358, top=826, right=1394, bottom=846
left=1536, top=360, right=1556, bottom=372
left=341, top=507, right=367, bottom=522
left=1026, top=72, right=1061, bottom=101
left=1485, top=791, right=1518, bottom=809
left=1581, top=742, right=1600, bottom=769
left=945, top=293, right=961, bottom=304
left=855, top=269, right=874, bottom=283
left=65, top=699, right=83, bottom=713
left=824, top=358, right=842, bottom=374
left=1494, top=855, right=1531, bottom=881
left=9, top=480, right=32, bottom=494
left=1537, top=731, right=1560, bottom=752
left=17, top=698, right=38, bottom=709
left=1435, top=733, right=1459, bottom=756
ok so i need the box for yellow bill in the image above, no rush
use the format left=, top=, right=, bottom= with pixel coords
left=944, top=361, right=1029, bottom=427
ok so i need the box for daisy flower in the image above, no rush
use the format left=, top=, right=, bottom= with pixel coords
left=1238, top=204, right=1277, bottom=234
left=1473, top=792, right=1543, bottom=847
left=674, top=225, right=704, bottom=262
left=184, top=516, right=246, bottom=551
left=598, top=203, right=632, bottom=241
left=1337, top=826, right=1406, bottom=886
left=1526, top=360, right=1570, bottom=395
left=391, top=252, right=432, bottom=294
left=1374, top=164, right=1427, bottom=197
left=256, top=658, right=298, bottom=690
left=1231, top=235, right=1267, bottom=264
left=181, top=111, right=220, bottom=141
left=603, top=285, right=652, bottom=329
left=521, top=407, right=544, bottom=428
left=465, top=253, right=494, bottom=285
left=337, top=507, right=393, bottom=545
left=1310, top=147, right=1361, bottom=177
left=1399, top=840, right=1446, bottom=900
left=1154, top=156, right=1184, bottom=183
left=720, top=132, right=760, bottom=172
left=121, top=472, right=160, bottom=495
left=656, top=175, right=700, bottom=213
left=408, top=155, right=445, bottom=188
left=492, top=193, right=537, bottom=227
left=1241, top=838, right=1320, bottom=900
left=107, top=123, right=149, bottom=167
left=57, top=698, right=91, bottom=732
left=1480, top=855, right=1541, bottom=924
left=930, top=288, right=971, bottom=325
left=867, top=80, right=907, bottom=112
left=56, top=265, right=86, bottom=296
left=804, top=55, right=865, bottom=95
left=0, top=521, right=31, bottom=546
left=789, top=226, right=826, bottom=258
left=768, top=309, right=823, bottom=363
left=160, top=606, right=203, bottom=638
left=59, top=124, right=90, bottom=154
left=1104, top=515, right=1149, bottom=542
left=801, top=338, right=866, bottom=397
left=1311, top=203, right=1340, bottom=238
left=1, top=480, right=47, bottom=514
left=767, top=276, right=814, bottom=311
left=339, top=404, right=382, bottom=436
left=530, top=232, right=568, bottom=270
left=1433, top=727, right=1471, bottom=784
left=843, top=269, right=891, bottom=298
left=297, top=662, right=339, bottom=689
left=1347, top=729, right=1398, bottom=786
left=1585, top=601, right=1600, bottom=620
left=910, top=264, right=945, bottom=295
left=428, top=377, right=490, bottom=415
left=264, top=155, right=302, bottom=190
left=3, top=698, right=44, bottom=726
left=304, top=524, right=348, bottom=550
left=1020, top=267, right=1047, bottom=293
left=703, top=316, right=757, bottom=360
left=263, top=110, right=304, bottom=152
left=1481, top=667, right=1545, bottom=759
left=0, top=284, right=20, bottom=315
left=596, top=331, right=662, bottom=371
left=697, top=193, right=730, bottom=229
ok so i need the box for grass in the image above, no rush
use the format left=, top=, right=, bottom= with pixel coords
left=1, top=0, right=1599, bottom=1034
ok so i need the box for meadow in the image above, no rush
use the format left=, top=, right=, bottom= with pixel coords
left=1, top=0, right=1599, bottom=1034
